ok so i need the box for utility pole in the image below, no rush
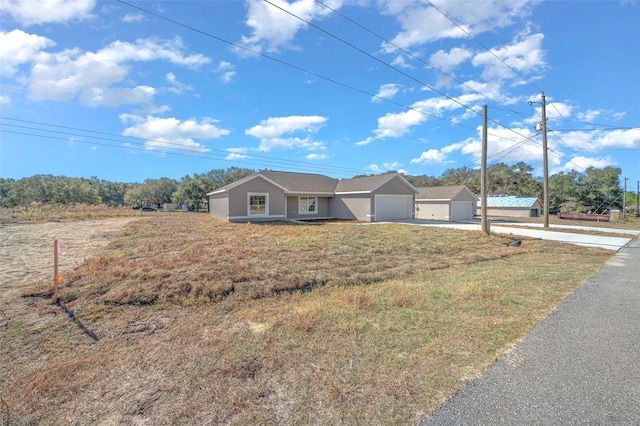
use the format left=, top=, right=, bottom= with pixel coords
left=637, top=180, right=639, bottom=217
left=481, top=105, right=489, bottom=235
left=541, top=93, right=549, bottom=229
left=623, top=177, right=628, bottom=219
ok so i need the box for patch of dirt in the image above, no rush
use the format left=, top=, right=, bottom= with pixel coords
left=0, top=218, right=139, bottom=326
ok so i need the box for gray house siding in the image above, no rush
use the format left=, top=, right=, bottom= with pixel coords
left=208, top=172, right=419, bottom=223
left=330, top=194, right=372, bottom=221
left=286, top=196, right=331, bottom=220
left=373, top=178, right=416, bottom=196
left=209, top=193, right=229, bottom=220
left=227, top=178, right=285, bottom=221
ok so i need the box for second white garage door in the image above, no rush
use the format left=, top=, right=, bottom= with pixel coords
left=450, top=201, right=473, bottom=221
left=374, top=195, right=413, bottom=221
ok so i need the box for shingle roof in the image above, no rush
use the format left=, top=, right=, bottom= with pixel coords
left=208, top=171, right=416, bottom=195
left=415, top=185, right=469, bottom=200
left=334, top=173, right=415, bottom=193
left=260, top=170, right=337, bottom=194
left=479, top=196, right=541, bottom=207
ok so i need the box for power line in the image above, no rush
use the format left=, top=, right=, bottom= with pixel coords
left=0, top=116, right=360, bottom=174
left=423, top=0, right=544, bottom=93
left=313, top=0, right=531, bottom=118
left=549, top=102, right=595, bottom=154
left=117, top=0, right=545, bottom=153
left=264, top=0, right=543, bottom=144
left=0, top=118, right=369, bottom=177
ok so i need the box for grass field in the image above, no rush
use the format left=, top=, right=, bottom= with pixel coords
left=0, top=214, right=616, bottom=424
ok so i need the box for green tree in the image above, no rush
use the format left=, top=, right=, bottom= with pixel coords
left=91, top=177, right=131, bottom=206
left=405, top=174, right=441, bottom=187
left=0, top=178, right=16, bottom=207
left=549, top=171, right=580, bottom=214
left=578, top=167, right=622, bottom=213
left=172, top=167, right=255, bottom=211
left=439, top=166, right=479, bottom=192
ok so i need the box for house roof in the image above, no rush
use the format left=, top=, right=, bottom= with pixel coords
left=479, top=196, right=542, bottom=208
left=334, top=173, right=418, bottom=194
left=260, top=170, right=337, bottom=194
left=415, top=185, right=472, bottom=200
left=207, top=171, right=417, bottom=196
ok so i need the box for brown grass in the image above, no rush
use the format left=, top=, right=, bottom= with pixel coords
left=1, top=214, right=615, bottom=424
left=57, top=216, right=525, bottom=308
left=0, top=203, right=144, bottom=223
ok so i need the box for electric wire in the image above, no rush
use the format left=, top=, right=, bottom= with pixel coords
left=0, top=116, right=363, bottom=175
left=263, top=0, right=613, bottom=178
left=117, top=0, right=551, bottom=157
left=423, top=0, right=544, bottom=93
left=313, top=0, right=532, bottom=119
left=0, top=120, right=372, bottom=177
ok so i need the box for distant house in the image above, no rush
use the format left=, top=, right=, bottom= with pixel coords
left=477, top=196, right=542, bottom=218
left=207, top=170, right=418, bottom=222
left=414, top=185, right=477, bottom=221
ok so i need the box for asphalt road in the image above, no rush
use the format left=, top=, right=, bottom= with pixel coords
left=421, top=236, right=640, bottom=425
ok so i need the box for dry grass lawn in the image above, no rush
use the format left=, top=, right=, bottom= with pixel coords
left=0, top=214, right=615, bottom=425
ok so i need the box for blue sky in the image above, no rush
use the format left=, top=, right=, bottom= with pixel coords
left=1, top=0, right=639, bottom=188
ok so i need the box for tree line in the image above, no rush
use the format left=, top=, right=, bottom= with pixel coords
left=404, top=162, right=631, bottom=214
left=0, top=163, right=635, bottom=214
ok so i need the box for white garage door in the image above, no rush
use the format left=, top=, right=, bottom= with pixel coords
left=450, top=202, right=473, bottom=221
left=375, top=195, right=413, bottom=221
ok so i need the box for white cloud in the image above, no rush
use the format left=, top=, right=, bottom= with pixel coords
left=165, top=73, right=193, bottom=94
left=576, top=109, right=602, bottom=123
left=554, top=156, right=616, bottom=174
left=306, top=153, right=328, bottom=160
left=367, top=164, right=383, bottom=173
left=120, top=114, right=230, bottom=153
left=372, top=83, right=401, bottom=102
left=238, top=0, right=342, bottom=53
left=245, top=115, right=328, bottom=151
left=215, top=61, right=236, bottom=84
left=368, top=93, right=483, bottom=141
left=26, top=37, right=210, bottom=107
left=381, top=0, right=537, bottom=52
left=591, top=129, right=640, bottom=149
left=226, top=147, right=249, bottom=160
left=0, top=0, right=95, bottom=25
left=410, top=149, right=447, bottom=165
left=0, top=94, right=12, bottom=111
left=472, top=31, right=546, bottom=81
left=367, top=162, right=405, bottom=173
left=410, top=140, right=469, bottom=166
left=429, top=47, right=473, bottom=72
left=122, top=12, right=145, bottom=23
left=0, top=29, right=55, bottom=77
left=80, top=85, right=156, bottom=107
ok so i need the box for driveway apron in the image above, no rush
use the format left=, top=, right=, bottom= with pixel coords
left=421, top=237, right=640, bottom=425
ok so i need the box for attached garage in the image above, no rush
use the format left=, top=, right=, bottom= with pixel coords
left=375, top=194, right=414, bottom=221
left=415, top=185, right=478, bottom=221
left=450, top=201, right=474, bottom=221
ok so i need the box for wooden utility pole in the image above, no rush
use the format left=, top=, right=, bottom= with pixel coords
left=623, top=177, right=628, bottom=219
left=481, top=105, right=489, bottom=235
left=541, top=93, right=549, bottom=229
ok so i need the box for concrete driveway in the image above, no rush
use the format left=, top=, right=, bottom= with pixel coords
left=384, top=219, right=636, bottom=251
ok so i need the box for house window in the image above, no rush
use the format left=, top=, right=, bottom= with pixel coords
left=299, top=196, right=317, bottom=214
left=248, top=193, right=268, bottom=216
